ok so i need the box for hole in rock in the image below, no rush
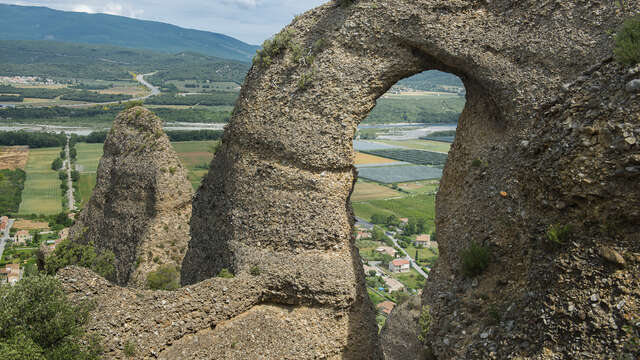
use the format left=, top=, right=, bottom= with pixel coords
left=351, top=70, right=463, bottom=328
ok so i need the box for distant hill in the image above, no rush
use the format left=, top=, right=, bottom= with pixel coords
left=0, top=4, right=259, bottom=62
left=0, top=40, right=250, bottom=83
left=396, top=70, right=464, bottom=92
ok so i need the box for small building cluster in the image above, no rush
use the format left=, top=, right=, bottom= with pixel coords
left=414, top=234, right=438, bottom=249
left=376, top=301, right=396, bottom=316
left=0, top=264, right=22, bottom=285
left=14, top=230, right=32, bottom=246
left=0, top=216, right=8, bottom=232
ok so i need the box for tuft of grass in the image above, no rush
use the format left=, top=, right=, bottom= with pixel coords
left=615, top=16, right=640, bottom=66
left=546, top=224, right=572, bottom=247
left=218, top=268, right=234, bottom=278
left=249, top=266, right=261, bottom=276
left=253, top=28, right=296, bottom=68
left=123, top=341, right=136, bottom=357
left=460, top=242, right=491, bottom=277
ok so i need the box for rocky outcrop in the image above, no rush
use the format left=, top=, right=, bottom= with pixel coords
left=60, top=0, right=640, bottom=358
left=380, top=295, right=425, bottom=360
left=69, top=107, right=192, bottom=288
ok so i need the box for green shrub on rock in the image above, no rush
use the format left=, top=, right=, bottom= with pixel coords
left=460, top=242, right=491, bottom=277
left=146, top=264, right=180, bottom=291
left=44, top=240, right=116, bottom=281
left=615, top=16, right=640, bottom=66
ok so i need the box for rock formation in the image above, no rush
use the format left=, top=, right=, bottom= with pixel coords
left=60, top=0, right=640, bottom=358
left=69, top=107, right=192, bottom=288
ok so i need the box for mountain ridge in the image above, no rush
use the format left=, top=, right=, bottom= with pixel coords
left=0, top=3, right=259, bottom=62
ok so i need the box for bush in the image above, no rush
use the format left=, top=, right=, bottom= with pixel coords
left=460, top=242, right=491, bottom=277
left=146, top=265, right=179, bottom=291
left=218, top=268, right=234, bottom=278
left=45, top=240, right=116, bottom=281
left=546, top=224, right=572, bottom=247
left=249, top=266, right=261, bottom=276
left=0, top=275, right=102, bottom=359
left=615, top=16, right=640, bottom=66
left=418, top=305, right=431, bottom=342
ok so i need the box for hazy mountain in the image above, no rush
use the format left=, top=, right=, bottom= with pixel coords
left=0, top=4, right=259, bottom=62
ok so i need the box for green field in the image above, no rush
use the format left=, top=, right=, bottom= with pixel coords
left=172, top=140, right=216, bottom=189
left=18, top=147, right=62, bottom=215
left=352, top=194, right=436, bottom=230
left=391, top=268, right=426, bottom=290
left=377, top=139, right=451, bottom=153
left=75, top=142, right=103, bottom=173
left=77, top=173, right=96, bottom=206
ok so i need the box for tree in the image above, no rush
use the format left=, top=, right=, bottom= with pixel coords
left=69, top=147, right=77, bottom=160
left=0, top=275, right=102, bottom=359
left=71, top=170, right=80, bottom=182
left=51, top=158, right=63, bottom=171
left=386, top=214, right=400, bottom=227
left=405, top=218, right=417, bottom=235
left=416, top=218, right=428, bottom=234
left=45, top=240, right=115, bottom=282
left=370, top=214, right=387, bottom=224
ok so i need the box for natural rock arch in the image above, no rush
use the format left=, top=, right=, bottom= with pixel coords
left=62, top=1, right=640, bottom=358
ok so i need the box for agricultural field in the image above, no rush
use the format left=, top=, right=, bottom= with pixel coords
left=361, top=149, right=448, bottom=167
left=352, top=193, right=436, bottom=230
left=172, top=140, right=216, bottom=189
left=18, top=147, right=62, bottom=215
left=397, top=180, right=439, bottom=194
left=376, top=139, right=451, bottom=154
left=12, top=219, right=49, bottom=230
left=74, top=143, right=103, bottom=173
left=391, top=268, right=426, bottom=290
left=77, top=173, right=96, bottom=206
left=166, top=80, right=241, bottom=93
left=354, top=152, right=398, bottom=165
left=358, top=165, right=442, bottom=183
left=351, top=181, right=402, bottom=202
left=0, top=146, right=28, bottom=169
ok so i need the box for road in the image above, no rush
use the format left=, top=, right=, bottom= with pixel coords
left=65, top=136, right=75, bottom=211
left=385, top=230, right=429, bottom=279
left=0, top=219, right=14, bottom=261
left=57, top=72, right=159, bottom=109
left=356, top=215, right=428, bottom=278
left=136, top=73, right=160, bottom=98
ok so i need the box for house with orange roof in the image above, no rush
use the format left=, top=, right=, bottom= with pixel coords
left=389, top=258, right=410, bottom=273
left=377, top=301, right=396, bottom=316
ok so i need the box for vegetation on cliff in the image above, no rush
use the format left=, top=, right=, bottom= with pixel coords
left=615, top=16, right=640, bottom=65
left=0, top=275, right=102, bottom=359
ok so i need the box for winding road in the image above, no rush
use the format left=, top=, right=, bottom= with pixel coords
left=60, top=72, right=159, bottom=108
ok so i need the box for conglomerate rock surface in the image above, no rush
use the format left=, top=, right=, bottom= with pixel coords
left=60, top=0, right=640, bottom=359
left=69, top=107, right=192, bottom=288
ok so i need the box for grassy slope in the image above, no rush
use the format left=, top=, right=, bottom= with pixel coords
left=18, top=147, right=62, bottom=215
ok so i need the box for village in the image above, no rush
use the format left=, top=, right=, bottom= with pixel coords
left=0, top=214, right=70, bottom=285
left=354, top=215, right=438, bottom=326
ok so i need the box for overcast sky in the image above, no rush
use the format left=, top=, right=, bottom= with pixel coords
left=4, top=0, right=328, bottom=44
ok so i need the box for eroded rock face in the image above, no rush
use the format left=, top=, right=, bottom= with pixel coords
left=60, top=1, right=640, bottom=358
left=69, top=107, right=192, bottom=288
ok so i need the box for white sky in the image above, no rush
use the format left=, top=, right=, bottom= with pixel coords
left=4, top=0, right=328, bottom=44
